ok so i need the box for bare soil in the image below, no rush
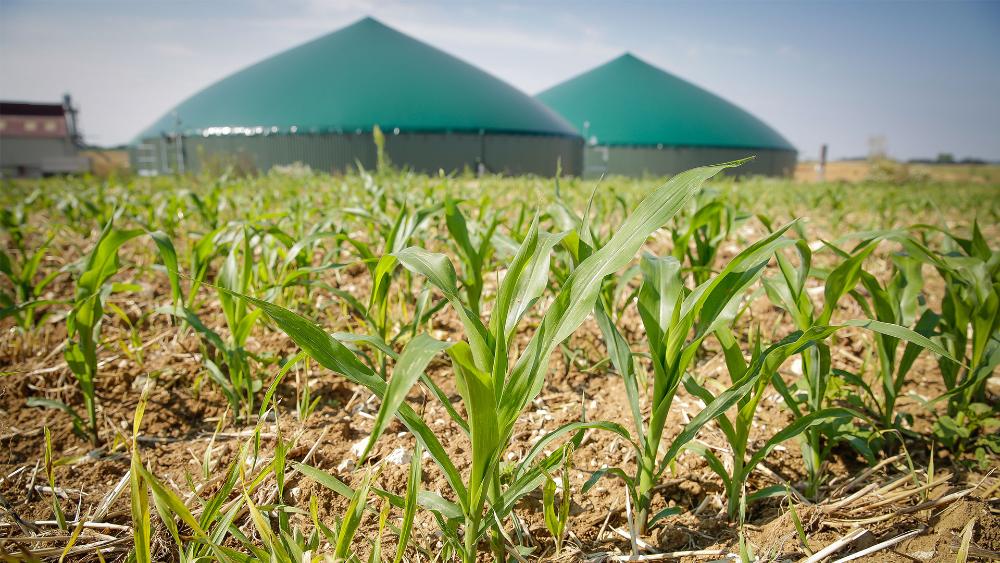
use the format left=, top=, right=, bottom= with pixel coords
left=2, top=216, right=998, bottom=562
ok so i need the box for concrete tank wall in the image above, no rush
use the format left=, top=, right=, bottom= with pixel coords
left=132, top=132, right=583, bottom=177
left=584, top=145, right=797, bottom=178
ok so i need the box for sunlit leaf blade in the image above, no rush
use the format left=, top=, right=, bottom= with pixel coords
left=393, top=441, right=423, bottom=563
left=360, top=334, right=452, bottom=463
left=216, top=287, right=470, bottom=509
left=501, top=160, right=746, bottom=431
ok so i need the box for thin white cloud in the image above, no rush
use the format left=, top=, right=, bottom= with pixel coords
left=151, top=42, right=197, bottom=58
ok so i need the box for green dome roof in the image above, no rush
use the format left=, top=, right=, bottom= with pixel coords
left=135, top=17, right=578, bottom=140
left=537, top=53, right=794, bottom=151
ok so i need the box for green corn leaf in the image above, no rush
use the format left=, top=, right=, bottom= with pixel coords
left=746, top=485, right=789, bottom=503
left=487, top=212, right=542, bottom=349
left=147, top=230, right=181, bottom=306
left=294, top=461, right=463, bottom=521
left=395, top=247, right=492, bottom=368
left=0, top=298, right=65, bottom=322
left=76, top=224, right=142, bottom=297
left=594, top=307, right=645, bottom=448
left=636, top=254, right=683, bottom=348
left=843, top=318, right=955, bottom=362
left=501, top=227, right=568, bottom=338
left=581, top=466, right=635, bottom=495
left=895, top=310, right=941, bottom=388
left=418, top=370, right=469, bottom=434
left=445, top=198, right=478, bottom=273
left=335, top=465, right=379, bottom=560
left=0, top=248, right=11, bottom=277
left=680, top=222, right=796, bottom=328
left=745, top=407, right=856, bottom=472
left=819, top=240, right=879, bottom=325
left=447, top=341, right=500, bottom=514
left=715, top=326, right=749, bottom=383
left=280, top=230, right=343, bottom=269
left=27, top=398, right=85, bottom=436
left=684, top=442, right=732, bottom=492
left=333, top=332, right=399, bottom=361
left=392, top=441, right=422, bottom=563
left=360, top=334, right=452, bottom=463
left=542, top=475, right=559, bottom=546
left=682, top=375, right=737, bottom=445
left=500, top=160, right=745, bottom=432
left=201, top=359, right=241, bottom=412
left=369, top=254, right=398, bottom=313
left=259, top=351, right=307, bottom=419
left=835, top=368, right=878, bottom=405
left=394, top=247, right=460, bottom=300
left=776, top=238, right=812, bottom=302
left=217, top=288, right=469, bottom=510
left=647, top=506, right=683, bottom=528
left=516, top=420, right=638, bottom=480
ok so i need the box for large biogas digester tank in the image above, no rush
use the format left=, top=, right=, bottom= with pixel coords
left=537, top=53, right=796, bottom=177
left=132, top=17, right=582, bottom=176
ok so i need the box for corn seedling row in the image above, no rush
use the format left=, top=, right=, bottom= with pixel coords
left=1, top=160, right=996, bottom=562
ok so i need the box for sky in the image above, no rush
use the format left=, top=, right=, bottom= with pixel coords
left=1, top=0, right=998, bottom=160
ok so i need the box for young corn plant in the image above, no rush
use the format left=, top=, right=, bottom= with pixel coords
left=43, top=427, right=67, bottom=530
left=258, top=220, right=345, bottom=310
left=684, top=325, right=854, bottom=520
left=761, top=234, right=880, bottom=496
left=593, top=224, right=798, bottom=533
left=593, top=222, right=955, bottom=528
left=922, top=222, right=1000, bottom=455
left=184, top=223, right=233, bottom=311
left=681, top=312, right=949, bottom=521
left=542, top=444, right=574, bottom=556
left=0, top=232, right=65, bottom=332
left=215, top=230, right=266, bottom=415
left=224, top=162, right=744, bottom=562
left=845, top=251, right=938, bottom=431
left=762, top=231, right=960, bottom=493
left=64, top=215, right=179, bottom=444
left=128, top=365, right=404, bottom=562
left=335, top=199, right=444, bottom=356
left=548, top=184, right=638, bottom=322
left=669, top=189, right=747, bottom=285
left=161, top=229, right=268, bottom=420
left=444, top=196, right=500, bottom=317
